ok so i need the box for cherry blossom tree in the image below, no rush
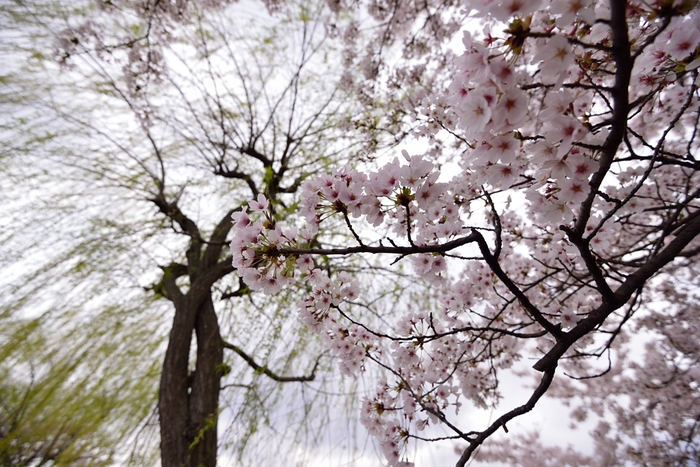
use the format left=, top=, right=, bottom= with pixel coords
left=10, top=0, right=700, bottom=464
left=230, top=0, right=700, bottom=464
left=3, top=1, right=406, bottom=466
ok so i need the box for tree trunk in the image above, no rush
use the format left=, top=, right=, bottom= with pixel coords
left=159, top=292, right=223, bottom=467
left=159, top=297, right=196, bottom=467
left=189, top=296, right=223, bottom=467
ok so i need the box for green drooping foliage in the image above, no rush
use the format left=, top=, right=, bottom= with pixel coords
left=0, top=308, right=162, bottom=466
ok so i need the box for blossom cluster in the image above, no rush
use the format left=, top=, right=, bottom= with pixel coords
left=230, top=150, right=469, bottom=287
left=428, top=26, right=608, bottom=225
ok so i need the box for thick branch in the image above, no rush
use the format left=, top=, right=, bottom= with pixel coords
left=280, top=229, right=561, bottom=339
left=534, top=211, right=700, bottom=372
left=151, top=193, right=203, bottom=276
left=201, top=209, right=236, bottom=271
left=279, top=232, right=479, bottom=256
left=573, top=0, right=632, bottom=238
left=160, top=262, right=187, bottom=303
left=186, top=259, right=235, bottom=310
left=150, top=193, right=201, bottom=241
left=214, top=167, right=259, bottom=197
left=530, top=0, right=636, bottom=372
left=455, top=367, right=557, bottom=466
left=473, top=231, right=564, bottom=339
left=240, top=146, right=271, bottom=166
left=220, top=277, right=249, bottom=299
left=562, top=225, right=615, bottom=299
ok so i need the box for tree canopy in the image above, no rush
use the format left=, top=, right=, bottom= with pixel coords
left=2, top=0, right=700, bottom=466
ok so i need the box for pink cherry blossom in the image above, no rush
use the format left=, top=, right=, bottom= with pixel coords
left=532, top=35, right=575, bottom=83
left=249, top=193, right=269, bottom=211
left=667, top=25, right=700, bottom=60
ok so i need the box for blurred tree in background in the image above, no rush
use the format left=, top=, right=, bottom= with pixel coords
left=0, top=0, right=408, bottom=465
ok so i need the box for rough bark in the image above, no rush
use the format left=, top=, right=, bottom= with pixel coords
left=159, top=288, right=224, bottom=467
left=159, top=295, right=195, bottom=467
left=189, top=296, right=223, bottom=467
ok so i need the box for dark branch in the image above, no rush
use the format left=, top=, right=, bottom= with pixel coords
left=279, top=232, right=479, bottom=256
left=222, top=340, right=319, bottom=382
left=455, top=367, right=557, bottom=466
